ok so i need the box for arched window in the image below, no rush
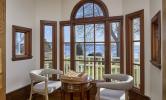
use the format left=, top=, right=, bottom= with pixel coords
left=75, top=3, right=104, bottom=18
left=71, top=0, right=109, bottom=19
left=60, top=0, right=124, bottom=80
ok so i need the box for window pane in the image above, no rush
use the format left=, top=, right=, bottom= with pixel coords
left=75, top=43, right=84, bottom=60
left=111, top=22, right=120, bottom=42
left=94, top=4, right=104, bottom=16
left=44, top=25, right=53, bottom=68
left=85, top=43, right=94, bottom=61
left=75, top=61, right=85, bottom=73
left=16, top=32, right=25, bottom=55
left=64, top=26, right=70, bottom=42
left=75, top=25, right=84, bottom=42
left=111, top=62, right=120, bottom=74
left=133, top=65, right=140, bottom=89
left=85, top=62, right=95, bottom=79
left=111, top=43, right=120, bottom=62
left=95, top=24, right=104, bottom=42
left=44, top=25, right=53, bottom=43
left=84, top=3, right=94, bottom=18
left=85, top=24, right=94, bottom=42
left=133, top=18, right=140, bottom=40
left=64, top=42, right=70, bottom=60
left=64, top=61, right=70, bottom=74
left=133, top=42, right=140, bottom=64
left=76, top=6, right=83, bottom=19
left=95, top=43, right=104, bottom=61
left=95, top=61, right=105, bottom=80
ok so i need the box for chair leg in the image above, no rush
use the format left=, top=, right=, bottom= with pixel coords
left=45, top=94, right=48, bottom=100
left=125, top=90, right=129, bottom=100
left=29, top=90, right=33, bottom=100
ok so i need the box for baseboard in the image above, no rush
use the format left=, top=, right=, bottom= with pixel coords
left=6, top=85, right=31, bottom=100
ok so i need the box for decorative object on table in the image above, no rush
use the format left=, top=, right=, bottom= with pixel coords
left=96, top=74, right=133, bottom=100
left=60, top=70, right=88, bottom=82
left=29, top=68, right=63, bottom=100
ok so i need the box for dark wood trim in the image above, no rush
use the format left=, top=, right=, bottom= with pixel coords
left=129, top=90, right=151, bottom=100
left=163, top=0, right=166, bottom=99
left=12, top=25, right=32, bottom=61
left=71, top=17, right=106, bottom=24
left=126, top=10, right=144, bottom=94
left=108, top=16, right=124, bottom=73
left=60, top=21, right=71, bottom=72
left=150, top=60, right=161, bottom=69
left=150, top=11, right=161, bottom=69
left=104, top=21, right=110, bottom=74
left=40, top=20, right=57, bottom=69
left=108, top=16, right=124, bottom=21
left=70, top=0, right=109, bottom=20
left=0, top=0, right=6, bottom=99
left=70, top=23, right=75, bottom=70
left=120, top=18, right=124, bottom=73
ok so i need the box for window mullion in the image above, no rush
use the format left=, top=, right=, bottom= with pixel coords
left=105, top=21, right=110, bottom=74
left=84, top=24, right=86, bottom=71
left=71, top=24, right=75, bottom=70
left=94, top=23, right=96, bottom=80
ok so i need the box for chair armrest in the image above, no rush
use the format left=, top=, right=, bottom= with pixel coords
left=55, top=70, right=63, bottom=75
left=41, top=68, right=63, bottom=76
left=30, top=73, right=47, bottom=83
left=103, top=74, right=129, bottom=81
left=96, top=82, right=133, bottom=90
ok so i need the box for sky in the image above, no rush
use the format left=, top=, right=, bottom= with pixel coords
left=44, top=25, right=53, bottom=42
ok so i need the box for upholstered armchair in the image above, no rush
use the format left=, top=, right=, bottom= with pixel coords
left=96, top=74, right=133, bottom=100
left=29, top=68, right=63, bottom=100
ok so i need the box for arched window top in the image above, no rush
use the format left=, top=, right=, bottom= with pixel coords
left=71, top=0, right=109, bottom=19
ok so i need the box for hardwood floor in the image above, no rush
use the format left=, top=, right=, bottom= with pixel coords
left=6, top=84, right=150, bottom=100
left=6, top=84, right=97, bottom=100
left=33, top=84, right=97, bottom=100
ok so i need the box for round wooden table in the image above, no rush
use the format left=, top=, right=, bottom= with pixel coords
left=61, top=77, right=92, bottom=100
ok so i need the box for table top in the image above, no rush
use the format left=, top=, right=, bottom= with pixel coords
left=61, top=76, right=93, bottom=84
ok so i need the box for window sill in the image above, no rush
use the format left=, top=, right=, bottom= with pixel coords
left=12, top=56, right=33, bottom=61
left=150, top=60, right=161, bottom=69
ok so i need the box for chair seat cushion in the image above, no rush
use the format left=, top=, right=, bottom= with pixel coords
left=33, top=80, right=61, bottom=93
left=100, top=88, right=125, bottom=100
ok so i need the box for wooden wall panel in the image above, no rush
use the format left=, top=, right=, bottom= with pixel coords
left=129, top=90, right=150, bottom=100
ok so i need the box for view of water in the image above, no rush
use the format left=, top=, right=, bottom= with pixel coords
left=64, top=43, right=140, bottom=59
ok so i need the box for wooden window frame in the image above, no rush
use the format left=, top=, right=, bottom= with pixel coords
left=12, top=25, right=32, bottom=61
left=108, top=16, right=124, bottom=73
left=151, top=11, right=161, bottom=69
left=60, top=21, right=71, bottom=71
left=60, top=0, right=124, bottom=79
left=126, top=10, right=144, bottom=94
left=40, top=20, right=57, bottom=69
